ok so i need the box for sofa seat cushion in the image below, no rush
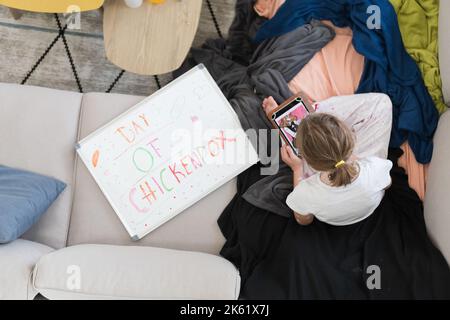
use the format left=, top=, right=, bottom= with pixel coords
left=0, top=239, right=54, bottom=300
left=68, top=93, right=233, bottom=254
left=33, top=244, right=240, bottom=300
left=0, top=83, right=82, bottom=249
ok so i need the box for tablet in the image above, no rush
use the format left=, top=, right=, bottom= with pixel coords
left=268, top=94, right=315, bottom=156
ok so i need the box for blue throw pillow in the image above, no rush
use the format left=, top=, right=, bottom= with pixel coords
left=0, top=165, right=66, bottom=244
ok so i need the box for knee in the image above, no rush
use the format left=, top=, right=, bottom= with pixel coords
left=379, top=93, right=392, bottom=107
left=373, top=93, right=393, bottom=117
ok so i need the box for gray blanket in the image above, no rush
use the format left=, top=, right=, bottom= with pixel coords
left=175, top=0, right=335, bottom=217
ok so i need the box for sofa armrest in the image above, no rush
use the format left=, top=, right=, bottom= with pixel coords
left=425, top=111, right=450, bottom=265
left=32, top=244, right=240, bottom=300
left=0, top=239, right=54, bottom=300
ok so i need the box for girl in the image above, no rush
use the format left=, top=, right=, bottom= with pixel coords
left=263, top=93, right=393, bottom=226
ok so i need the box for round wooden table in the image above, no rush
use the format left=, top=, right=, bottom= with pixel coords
left=103, top=0, right=202, bottom=75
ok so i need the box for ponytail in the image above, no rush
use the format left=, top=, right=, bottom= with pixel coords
left=328, top=162, right=359, bottom=187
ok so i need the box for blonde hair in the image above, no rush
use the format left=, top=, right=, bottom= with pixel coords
left=295, top=113, right=358, bottom=187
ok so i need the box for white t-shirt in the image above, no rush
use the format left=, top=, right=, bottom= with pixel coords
left=286, top=157, right=393, bottom=226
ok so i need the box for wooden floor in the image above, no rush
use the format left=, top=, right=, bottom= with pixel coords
left=0, top=0, right=235, bottom=96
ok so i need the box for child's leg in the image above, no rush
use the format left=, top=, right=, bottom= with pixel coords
left=315, top=93, right=393, bottom=159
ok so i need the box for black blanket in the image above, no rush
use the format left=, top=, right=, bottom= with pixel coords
left=219, top=150, right=450, bottom=299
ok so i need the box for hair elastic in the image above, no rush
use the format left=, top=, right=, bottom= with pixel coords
left=335, top=160, right=346, bottom=168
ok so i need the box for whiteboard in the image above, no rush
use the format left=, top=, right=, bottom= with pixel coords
left=76, top=65, right=258, bottom=240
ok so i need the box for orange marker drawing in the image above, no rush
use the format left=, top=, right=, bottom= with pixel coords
left=92, top=149, right=100, bottom=168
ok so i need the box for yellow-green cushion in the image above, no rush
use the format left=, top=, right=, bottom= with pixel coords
left=390, top=0, right=447, bottom=113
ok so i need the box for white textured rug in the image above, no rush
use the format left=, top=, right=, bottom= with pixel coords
left=0, top=0, right=235, bottom=96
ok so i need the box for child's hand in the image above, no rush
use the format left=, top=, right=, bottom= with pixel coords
left=262, top=96, right=278, bottom=117
left=293, top=212, right=314, bottom=225
left=280, top=145, right=303, bottom=173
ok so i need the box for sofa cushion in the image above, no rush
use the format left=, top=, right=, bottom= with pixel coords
left=33, top=244, right=240, bottom=300
left=0, top=83, right=82, bottom=249
left=68, top=93, right=233, bottom=254
left=440, top=0, right=450, bottom=105
left=425, top=111, right=450, bottom=265
left=0, top=165, right=66, bottom=243
left=0, top=239, right=54, bottom=300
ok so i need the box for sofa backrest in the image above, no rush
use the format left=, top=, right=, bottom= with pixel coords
left=440, top=0, right=450, bottom=105
left=425, top=111, right=450, bottom=264
left=427, top=0, right=450, bottom=265
left=66, top=93, right=231, bottom=255
left=0, top=83, right=82, bottom=249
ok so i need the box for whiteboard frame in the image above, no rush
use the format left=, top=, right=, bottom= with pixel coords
left=76, top=64, right=259, bottom=240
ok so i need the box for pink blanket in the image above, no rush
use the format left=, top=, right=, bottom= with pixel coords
left=288, top=21, right=364, bottom=101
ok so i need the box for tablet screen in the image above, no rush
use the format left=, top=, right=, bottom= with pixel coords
left=272, top=98, right=310, bottom=155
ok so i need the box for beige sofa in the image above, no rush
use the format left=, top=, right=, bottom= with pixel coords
left=0, top=87, right=240, bottom=299
left=1, top=2, right=450, bottom=300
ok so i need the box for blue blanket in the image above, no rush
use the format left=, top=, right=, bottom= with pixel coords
left=254, top=0, right=439, bottom=164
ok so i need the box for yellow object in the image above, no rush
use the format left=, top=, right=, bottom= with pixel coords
left=335, top=160, right=346, bottom=168
left=147, top=0, right=166, bottom=4
left=390, top=0, right=446, bottom=114
left=0, top=0, right=104, bottom=13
